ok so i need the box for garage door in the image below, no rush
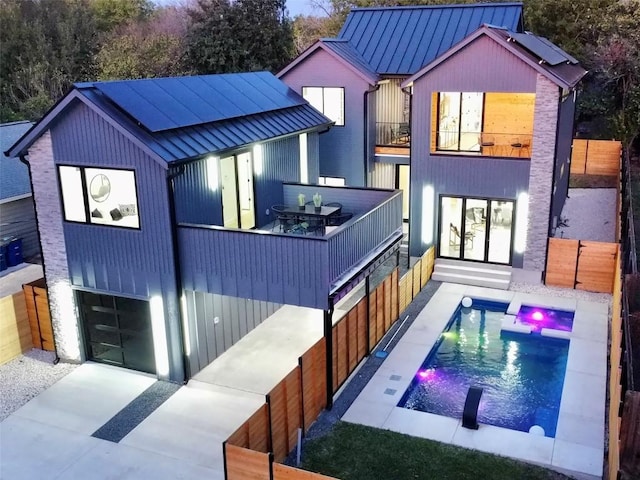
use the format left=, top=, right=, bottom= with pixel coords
left=78, top=291, right=156, bottom=374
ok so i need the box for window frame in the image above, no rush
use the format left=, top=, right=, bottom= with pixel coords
left=57, top=164, right=141, bottom=230
left=302, top=86, right=345, bottom=127
left=435, top=92, right=485, bottom=153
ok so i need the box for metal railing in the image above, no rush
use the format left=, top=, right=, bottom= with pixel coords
left=436, top=131, right=533, bottom=158
left=376, top=121, right=410, bottom=146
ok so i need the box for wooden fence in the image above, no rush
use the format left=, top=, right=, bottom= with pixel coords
left=0, top=290, right=32, bottom=364
left=223, top=247, right=436, bottom=479
left=23, top=278, right=54, bottom=351
left=609, top=253, right=623, bottom=479
left=570, top=139, right=621, bottom=176
left=545, top=238, right=618, bottom=293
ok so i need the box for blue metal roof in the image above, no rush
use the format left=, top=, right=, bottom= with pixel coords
left=0, top=121, right=33, bottom=201
left=77, top=78, right=332, bottom=163
left=87, top=72, right=307, bottom=133
left=321, top=39, right=379, bottom=82
left=337, top=3, right=524, bottom=75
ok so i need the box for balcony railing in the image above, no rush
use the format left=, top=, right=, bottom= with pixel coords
left=178, top=185, right=403, bottom=310
left=435, top=131, right=533, bottom=158
left=376, top=121, right=411, bottom=147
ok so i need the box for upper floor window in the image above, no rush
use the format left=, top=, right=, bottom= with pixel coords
left=318, top=176, right=346, bottom=186
left=58, top=166, right=140, bottom=229
left=302, top=87, right=345, bottom=126
left=437, top=92, right=483, bottom=152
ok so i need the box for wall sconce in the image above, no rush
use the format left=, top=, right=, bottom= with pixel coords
left=421, top=185, right=434, bottom=245
left=514, top=191, right=529, bottom=253
left=150, top=296, right=170, bottom=378
left=253, top=144, right=263, bottom=176
left=206, top=156, right=219, bottom=192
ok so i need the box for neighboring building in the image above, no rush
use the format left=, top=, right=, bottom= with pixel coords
left=0, top=121, right=39, bottom=263
left=5, top=72, right=403, bottom=382
left=279, top=3, right=586, bottom=284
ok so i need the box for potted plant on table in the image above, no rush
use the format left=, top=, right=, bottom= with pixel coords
left=298, top=193, right=306, bottom=210
left=313, top=193, right=322, bottom=212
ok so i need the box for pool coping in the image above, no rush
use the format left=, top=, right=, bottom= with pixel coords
left=342, top=283, right=607, bottom=480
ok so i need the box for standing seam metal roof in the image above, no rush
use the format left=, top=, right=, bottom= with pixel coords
left=337, top=4, right=524, bottom=75
left=0, top=121, right=33, bottom=201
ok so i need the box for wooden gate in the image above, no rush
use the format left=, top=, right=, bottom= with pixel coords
left=22, top=278, right=55, bottom=351
left=545, top=238, right=618, bottom=293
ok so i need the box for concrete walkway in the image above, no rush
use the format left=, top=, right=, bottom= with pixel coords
left=0, top=305, right=325, bottom=479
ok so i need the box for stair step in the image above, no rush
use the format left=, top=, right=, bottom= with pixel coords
left=431, top=271, right=511, bottom=290
left=435, top=258, right=512, bottom=272
left=433, top=263, right=511, bottom=278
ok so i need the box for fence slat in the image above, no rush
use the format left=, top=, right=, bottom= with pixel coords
left=356, top=298, right=367, bottom=361
left=545, top=238, right=579, bottom=288
left=273, top=463, right=339, bottom=480
left=300, top=339, right=326, bottom=432
left=576, top=241, right=618, bottom=293
left=584, top=140, right=621, bottom=176
left=570, top=139, right=588, bottom=174
left=225, top=444, right=271, bottom=480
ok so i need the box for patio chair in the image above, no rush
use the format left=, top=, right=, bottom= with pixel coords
left=449, top=223, right=474, bottom=248
left=479, top=134, right=495, bottom=155
left=271, top=205, right=296, bottom=232
left=510, top=137, right=531, bottom=157
left=327, top=212, right=353, bottom=226
left=325, top=202, right=342, bottom=215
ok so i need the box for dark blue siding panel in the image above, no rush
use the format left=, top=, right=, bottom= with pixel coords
left=255, top=135, right=301, bottom=228
left=173, top=159, right=223, bottom=225
left=279, top=49, right=372, bottom=186
left=307, top=132, right=320, bottom=183
left=179, top=227, right=330, bottom=309
left=52, top=103, right=175, bottom=296
left=552, top=93, right=575, bottom=221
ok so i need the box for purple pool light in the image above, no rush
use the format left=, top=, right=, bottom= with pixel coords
left=516, top=306, right=574, bottom=333
left=417, top=368, right=436, bottom=381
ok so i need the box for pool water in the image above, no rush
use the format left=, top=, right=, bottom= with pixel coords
left=398, top=300, right=569, bottom=437
left=516, top=305, right=574, bottom=333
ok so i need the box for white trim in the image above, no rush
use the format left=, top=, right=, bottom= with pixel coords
left=0, top=193, right=32, bottom=204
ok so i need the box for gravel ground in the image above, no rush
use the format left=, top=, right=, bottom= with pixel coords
left=0, top=349, right=78, bottom=422
left=555, top=188, right=617, bottom=242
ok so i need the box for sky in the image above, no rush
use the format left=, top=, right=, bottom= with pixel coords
left=152, top=0, right=323, bottom=18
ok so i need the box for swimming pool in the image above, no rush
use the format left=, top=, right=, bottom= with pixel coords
left=398, top=299, right=569, bottom=437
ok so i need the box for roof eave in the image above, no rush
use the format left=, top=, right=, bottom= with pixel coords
left=278, top=41, right=378, bottom=85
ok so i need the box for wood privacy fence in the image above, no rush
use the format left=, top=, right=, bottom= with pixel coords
left=22, top=278, right=54, bottom=351
left=224, top=247, right=436, bottom=480
left=570, top=139, right=622, bottom=176
left=609, top=254, right=623, bottom=479
left=545, top=238, right=618, bottom=293
left=0, top=277, right=54, bottom=365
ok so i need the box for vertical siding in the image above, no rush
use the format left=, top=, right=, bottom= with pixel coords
left=51, top=102, right=183, bottom=381
left=306, top=131, right=320, bottom=183
left=552, top=92, right=576, bottom=222
left=376, top=79, right=407, bottom=125
left=0, top=197, right=39, bottom=259
left=173, top=159, right=222, bottom=225
left=370, top=162, right=395, bottom=189
left=179, top=226, right=330, bottom=309
left=184, top=290, right=281, bottom=375
left=52, top=103, right=176, bottom=299
left=255, top=135, right=301, bottom=228
left=408, top=33, right=538, bottom=267
left=280, top=49, right=372, bottom=186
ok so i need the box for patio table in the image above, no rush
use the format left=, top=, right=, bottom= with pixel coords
left=281, top=204, right=340, bottom=235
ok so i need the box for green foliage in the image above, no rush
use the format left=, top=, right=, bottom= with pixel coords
left=186, top=0, right=294, bottom=74
left=90, top=0, right=153, bottom=32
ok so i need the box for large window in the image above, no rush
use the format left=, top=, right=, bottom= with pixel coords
left=302, top=87, right=345, bottom=126
left=437, top=92, right=483, bottom=152
left=58, top=166, right=140, bottom=229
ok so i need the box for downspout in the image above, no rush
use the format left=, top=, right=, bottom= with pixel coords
left=401, top=85, right=413, bottom=268
left=324, top=296, right=335, bottom=409
left=166, top=165, right=189, bottom=382
left=542, top=87, right=564, bottom=283
left=19, top=153, right=60, bottom=364
left=363, top=83, right=381, bottom=187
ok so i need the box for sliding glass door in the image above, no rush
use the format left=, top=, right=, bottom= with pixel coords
left=439, top=195, right=514, bottom=264
left=221, top=152, right=255, bottom=230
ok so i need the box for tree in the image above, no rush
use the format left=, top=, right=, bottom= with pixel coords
left=97, top=6, right=190, bottom=80
left=185, top=0, right=294, bottom=74
left=90, top=0, right=153, bottom=32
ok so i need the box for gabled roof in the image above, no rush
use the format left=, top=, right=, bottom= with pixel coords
left=402, top=25, right=587, bottom=90
left=0, top=121, right=33, bottom=202
left=337, top=3, right=524, bottom=75
left=277, top=39, right=379, bottom=84
left=6, top=72, right=334, bottom=164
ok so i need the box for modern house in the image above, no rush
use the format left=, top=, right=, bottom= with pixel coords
left=0, top=121, right=39, bottom=265
left=5, top=72, right=403, bottom=382
left=278, top=3, right=586, bottom=284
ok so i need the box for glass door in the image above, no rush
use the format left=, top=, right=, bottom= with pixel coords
left=221, top=155, right=239, bottom=228
left=236, top=152, right=255, bottom=229
left=221, top=153, right=256, bottom=230
left=397, top=165, right=410, bottom=221
left=439, top=196, right=514, bottom=264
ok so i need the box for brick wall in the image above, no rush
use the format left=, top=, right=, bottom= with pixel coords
left=28, top=132, right=82, bottom=362
left=523, top=75, right=558, bottom=272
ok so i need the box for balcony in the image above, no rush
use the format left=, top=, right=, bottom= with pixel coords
left=375, top=121, right=411, bottom=156
left=434, top=131, right=532, bottom=159
left=178, top=184, right=403, bottom=310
